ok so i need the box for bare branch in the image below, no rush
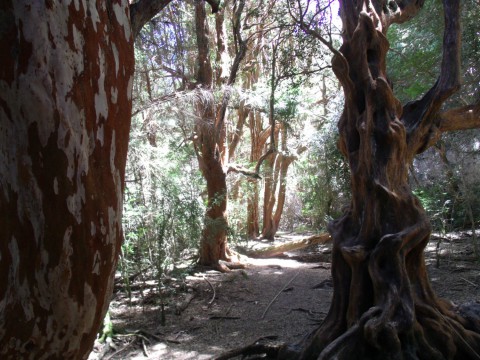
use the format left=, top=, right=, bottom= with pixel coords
left=402, top=0, right=462, bottom=153
left=423, top=102, right=480, bottom=149
left=131, top=0, right=220, bottom=40
left=438, top=102, right=480, bottom=133
left=227, top=164, right=262, bottom=179
left=130, top=0, right=173, bottom=40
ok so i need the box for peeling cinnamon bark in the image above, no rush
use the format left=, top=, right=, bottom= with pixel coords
left=0, top=1, right=134, bottom=358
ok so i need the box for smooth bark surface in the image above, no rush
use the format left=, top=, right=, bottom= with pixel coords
left=0, top=1, right=134, bottom=358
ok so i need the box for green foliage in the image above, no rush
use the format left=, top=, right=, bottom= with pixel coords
left=297, top=126, right=350, bottom=230
left=413, top=177, right=480, bottom=233
left=413, top=186, right=452, bottom=233
left=387, top=0, right=441, bottom=103
left=98, top=311, right=113, bottom=343
left=121, top=117, right=205, bottom=289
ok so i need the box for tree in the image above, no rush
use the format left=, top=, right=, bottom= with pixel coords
left=0, top=1, right=223, bottom=358
left=281, top=0, right=480, bottom=358
left=192, top=0, right=250, bottom=270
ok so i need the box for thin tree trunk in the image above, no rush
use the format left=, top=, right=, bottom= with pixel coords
left=261, top=153, right=281, bottom=240
left=247, top=111, right=267, bottom=239
left=194, top=0, right=247, bottom=270
left=272, top=156, right=295, bottom=230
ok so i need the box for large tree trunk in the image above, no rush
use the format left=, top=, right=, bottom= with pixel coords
left=283, top=1, right=480, bottom=359
left=0, top=1, right=134, bottom=358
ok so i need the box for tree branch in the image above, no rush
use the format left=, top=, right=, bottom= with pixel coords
left=423, top=102, right=480, bottom=149
left=205, top=0, right=221, bottom=13
left=130, top=0, right=220, bottom=40
left=227, top=164, right=262, bottom=179
left=130, top=0, right=173, bottom=40
left=402, top=0, right=461, bottom=153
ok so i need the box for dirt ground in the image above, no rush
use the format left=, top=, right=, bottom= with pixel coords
left=88, top=231, right=480, bottom=360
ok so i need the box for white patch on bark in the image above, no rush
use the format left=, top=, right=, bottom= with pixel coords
left=100, top=217, right=107, bottom=236
left=112, top=43, right=119, bottom=76
left=8, top=237, right=34, bottom=321
left=53, top=177, right=59, bottom=195
left=88, top=0, right=101, bottom=32
left=94, top=47, right=109, bottom=122
left=72, top=24, right=84, bottom=52
left=97, top=123, right=104, bottom=146
left=66, top=192, right=83, bottom=224
left=14, top=155, right=45, bottom=245
left=111, top=87, right=118, bottom=104
left=110, top=130, right=116, bottom=174
left=127, top=75, right=134, bottom=100
left=91, top=221, right=96, bottom=236
left=107, top=207, right=117, bottom=245
left=112, top=1, right=131, bottom=40
left=92, top=251, right=101, bottom=274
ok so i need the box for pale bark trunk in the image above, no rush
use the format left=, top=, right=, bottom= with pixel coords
left=0, top=1, right=134, bottom=358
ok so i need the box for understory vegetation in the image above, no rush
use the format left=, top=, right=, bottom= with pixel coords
left=118, top=0, right=480, bottom=290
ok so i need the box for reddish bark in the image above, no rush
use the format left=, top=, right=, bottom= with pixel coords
left=0, top=1, right=134, bottom=358
left=279, top=1, right=480, bottom=359
left=194, top=0, right=247, bottom=270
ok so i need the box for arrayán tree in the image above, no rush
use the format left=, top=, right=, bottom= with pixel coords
left=0, top=1, right=218, bottom=358
left=281, top=0, right=480, bottom=359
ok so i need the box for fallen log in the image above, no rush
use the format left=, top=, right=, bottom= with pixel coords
left=240, top=233, right=331, bottom=258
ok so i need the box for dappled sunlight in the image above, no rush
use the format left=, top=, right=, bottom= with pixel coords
left=129, top=342, right=218, bottom=360
left=245, top=257, right=312, bottom=269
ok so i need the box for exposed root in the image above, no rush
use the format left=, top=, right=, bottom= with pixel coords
left=213, top=336, right=285, bottom=360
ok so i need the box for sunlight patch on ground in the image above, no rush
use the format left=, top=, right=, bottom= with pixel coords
left=127, top=342, right=216, bottom=360
left=245, top=257, right=311, bottom=269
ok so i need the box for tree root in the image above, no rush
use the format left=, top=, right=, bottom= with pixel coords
left=213, top=336, right=286, bottom=360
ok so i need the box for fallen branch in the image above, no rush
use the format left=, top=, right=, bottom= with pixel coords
left=203, top=276, right=216, bottom=305
left=240, top=233, right=331, bottom=258
left=213, top=336, right=284, bottom=360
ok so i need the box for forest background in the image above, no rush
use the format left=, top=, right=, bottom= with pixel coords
left=1, top=0, right=479, bottom=359
left=121, top=0, right=480, bottom=286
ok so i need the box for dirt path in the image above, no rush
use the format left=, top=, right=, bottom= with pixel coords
left=88, top=232, right=480, bottom=360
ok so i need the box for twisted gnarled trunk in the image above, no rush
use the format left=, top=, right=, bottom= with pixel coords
left=284, top=1, right=480, bottom=359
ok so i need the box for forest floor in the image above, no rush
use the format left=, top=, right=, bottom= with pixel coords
left=88, top=231, right=480, bottom=360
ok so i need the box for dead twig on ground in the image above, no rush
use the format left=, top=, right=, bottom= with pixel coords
left=203, top=276, right=216, bottom=305
left=141, top=338, right=149, bottom=357
left=261, top=272, right=300, bottom=319
left=461, top=277, right=478, bottom=287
